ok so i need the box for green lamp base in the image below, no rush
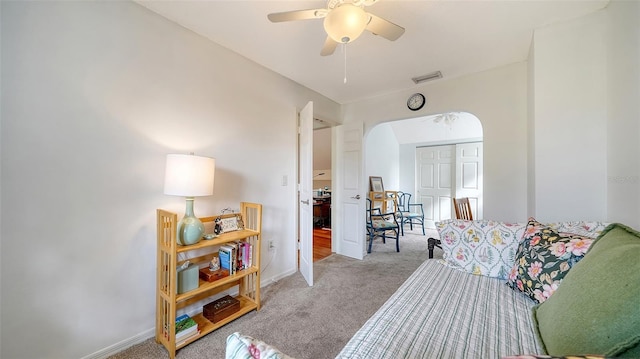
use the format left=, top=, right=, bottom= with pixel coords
left=177, top=198, right=204, bottom=245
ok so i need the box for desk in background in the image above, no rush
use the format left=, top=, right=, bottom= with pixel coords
left=313, top=195, right=331, bottom=228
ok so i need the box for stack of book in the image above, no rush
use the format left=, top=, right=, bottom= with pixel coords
left=175, top=314, right=199, bottom=345
left=219, top=241, right=252, bottom=274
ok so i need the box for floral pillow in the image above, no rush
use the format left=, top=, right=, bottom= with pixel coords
left=547, top=221, right=609, bottom=239
left=226, top=332, right=294, bottom=359
left=506, top=218, right=594, bottom=303
left=437, top=219, right=527, bottom=279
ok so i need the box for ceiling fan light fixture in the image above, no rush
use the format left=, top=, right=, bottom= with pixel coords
left=323, top=4, right=369, bottom=43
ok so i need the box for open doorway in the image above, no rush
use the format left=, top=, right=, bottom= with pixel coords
left=313, top=124, right=332, bottom=261
left=365, top=112, right=483, bottom=227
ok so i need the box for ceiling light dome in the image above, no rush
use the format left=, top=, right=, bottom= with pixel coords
left=323, top=4, right=369, bottom=44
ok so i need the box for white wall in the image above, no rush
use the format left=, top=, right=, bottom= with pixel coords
left=347, top=63, right=529, bottom=222
left=365, top=123, right=400, bottom=191
left=0, top=2, right=340, bottom=358
left=606, top=0, right=640, bottom=229
left=530, top=1, right=640, bottom=229
left=531, top=10, right=608, bottom=223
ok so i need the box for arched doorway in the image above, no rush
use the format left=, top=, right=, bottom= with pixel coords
left=365, top=112, right=483, bottom=227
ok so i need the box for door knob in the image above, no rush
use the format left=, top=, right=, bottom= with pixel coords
left=351, top=195, right=361, bottom=200
left=301, top=199, right=310, bottom=205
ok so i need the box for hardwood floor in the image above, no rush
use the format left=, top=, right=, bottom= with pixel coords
left=313, top=227, right=332, bottom=262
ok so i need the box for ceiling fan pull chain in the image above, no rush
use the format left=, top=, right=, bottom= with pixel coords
left=343, top=43, right=347, bottom=84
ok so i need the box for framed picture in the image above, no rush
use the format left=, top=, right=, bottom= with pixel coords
left=219, top=214, right=244, bottom=233
left=369, top=176, right=384, bottom=193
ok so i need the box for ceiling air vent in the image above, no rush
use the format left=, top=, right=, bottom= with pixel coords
left=411, top=71, right=443, bottom=84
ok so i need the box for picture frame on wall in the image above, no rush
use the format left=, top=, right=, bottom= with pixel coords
left=369, top=176, right=384, bottom=193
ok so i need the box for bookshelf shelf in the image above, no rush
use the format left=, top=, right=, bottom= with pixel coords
left=156, top=202, right=262, bottom=359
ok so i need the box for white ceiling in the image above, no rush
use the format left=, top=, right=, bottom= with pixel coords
left=135, top=0, right=608, bottom=105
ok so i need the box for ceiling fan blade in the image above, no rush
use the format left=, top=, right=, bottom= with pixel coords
left=267, top=9, right=327, bottom=23
left=366, top=13, right=405, bottom=41
left=320, top=36, right=338, bottom=56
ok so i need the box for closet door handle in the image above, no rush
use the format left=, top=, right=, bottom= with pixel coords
left=301, top=199, right=310, bottom=205
left=351, top=195, right=361, bottom=200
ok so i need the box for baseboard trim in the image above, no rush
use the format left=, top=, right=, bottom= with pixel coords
left=84, top=268, right=299, bottom=358
left=81, top=328, right=155, bottom=359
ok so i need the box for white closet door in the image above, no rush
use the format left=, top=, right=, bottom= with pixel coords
left=455, top=142, right=483, bottom=219
left=415, top=145, right=454, bottom=228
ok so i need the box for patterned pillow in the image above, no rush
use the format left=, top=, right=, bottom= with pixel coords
left=547, top=221, right=609, bottom=239
left=436, top=219, right=527, bottom=279
left=506, top=218, right=594, bottom=303
left=226, top=332, right=294, bottom=359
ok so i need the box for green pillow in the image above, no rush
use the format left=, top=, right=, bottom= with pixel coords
left=532, top=223, right=640, bottom=357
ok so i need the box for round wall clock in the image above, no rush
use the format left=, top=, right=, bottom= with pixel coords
left=407, top=93, right=426, bottom=111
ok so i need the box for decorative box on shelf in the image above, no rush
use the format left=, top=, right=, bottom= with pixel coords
left=203, top=295, right=240, bottom=323
left=199, top=268, right=229, bottom=282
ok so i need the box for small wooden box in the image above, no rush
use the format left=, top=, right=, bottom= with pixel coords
left=203, top=295, right=240, bottom=323
left=199, top=268, right=229, bottom=282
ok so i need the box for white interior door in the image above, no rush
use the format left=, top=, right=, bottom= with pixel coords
left=335, top=121, right=364, bottom=259
left=298, top=102, right=313, bottom=286
left=455, top=142, right=483, bottom=219
left=416, top=145, right=454, bottom=228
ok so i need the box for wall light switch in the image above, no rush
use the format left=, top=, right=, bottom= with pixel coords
left=281, top=175, right=288, bottom=186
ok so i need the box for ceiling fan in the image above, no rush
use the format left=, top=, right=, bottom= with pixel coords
left=267, top=0, right=405, bottom=56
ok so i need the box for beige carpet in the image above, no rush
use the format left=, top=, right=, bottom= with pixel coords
left=110, top=228, right=442, bottom=359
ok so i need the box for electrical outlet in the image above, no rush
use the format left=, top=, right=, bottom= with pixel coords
left=268, top=240, right=275, bottom=250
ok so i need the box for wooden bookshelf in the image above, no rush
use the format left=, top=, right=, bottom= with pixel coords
left=156, top=202, right=262, bottom=359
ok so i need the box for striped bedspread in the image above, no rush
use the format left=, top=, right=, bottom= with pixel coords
left=336, top=260, right=542, bottom=358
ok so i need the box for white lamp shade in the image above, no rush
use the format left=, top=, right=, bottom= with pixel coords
left=323, top=4, right=369, bottom=43
left=164, top=154, right=215, bottom=197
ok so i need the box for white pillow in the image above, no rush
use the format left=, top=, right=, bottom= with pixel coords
left=436, top=219, right=527, bottom=279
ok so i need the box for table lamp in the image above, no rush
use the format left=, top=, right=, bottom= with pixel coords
left=164, top=153, right=215, bottom=245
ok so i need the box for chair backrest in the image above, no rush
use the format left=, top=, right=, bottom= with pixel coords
left=453, top=197, right=473, bottom=220
left=366, top=198, right=373, bottom=223
left=397, top=192, right=411, bottom=212
left=369, top=191, right=398, bottom=214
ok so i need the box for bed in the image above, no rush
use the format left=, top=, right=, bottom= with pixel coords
left=335, top=259, right=541, bottom=358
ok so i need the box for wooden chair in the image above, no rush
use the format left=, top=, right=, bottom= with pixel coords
left=453, top=197, right=473, bottom=220
left=369, top=191, right=398, bottom=214
left=396, top=192, right=425, bottom=236
left=427, top=197, right=474, bottom=258
left=366, top=198, right=400, bottom=253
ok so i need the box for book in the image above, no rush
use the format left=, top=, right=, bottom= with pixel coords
left=220, top=244, right=237, bottom=274
left=219, top=246, right=233, bottom=274
left=236, top=241, right=245, bottom=270
left=175, top=314, right=197, bottom=341
left=176, top=329, right=200, bottom=346
left=241, top=242, right=252, bottom=269
left=234, top=241, right=252, bottom=270
left=176, top=325, right=197, bottom=342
